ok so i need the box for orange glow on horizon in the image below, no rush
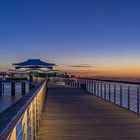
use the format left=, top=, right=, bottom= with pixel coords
left=1, top=62, right=140, bottom=78
left=54, top=62, right=140, bottom=77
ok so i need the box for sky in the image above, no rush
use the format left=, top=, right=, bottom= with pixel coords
left=0, top=0, right=140, bottom=77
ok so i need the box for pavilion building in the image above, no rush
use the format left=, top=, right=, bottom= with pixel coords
left=12, top=59, right=59, bottom=78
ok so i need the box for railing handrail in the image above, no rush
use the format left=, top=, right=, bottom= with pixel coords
left=0, top=80, right=46, bottom=140
left=73, top=77, right=140, bottom=85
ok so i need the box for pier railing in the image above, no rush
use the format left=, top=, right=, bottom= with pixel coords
left=51, top=77, right=140, bottom=115
left=0, top=79, right=47, bottom=140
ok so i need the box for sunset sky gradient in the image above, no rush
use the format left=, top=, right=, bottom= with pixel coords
left=0, top=0, right=140, bottom=77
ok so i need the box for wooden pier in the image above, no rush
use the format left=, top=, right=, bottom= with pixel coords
left=37, top=83, right=140, bottom=140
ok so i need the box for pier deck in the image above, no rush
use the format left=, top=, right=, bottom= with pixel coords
left=37, top=83, right=140, bottom=140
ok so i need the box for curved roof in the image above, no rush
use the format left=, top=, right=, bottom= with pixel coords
left=13, top=59, right=55, bottom=68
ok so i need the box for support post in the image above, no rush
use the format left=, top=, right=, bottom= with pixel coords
left=29, top=83, right=35, bottom=91
left=22, top=82, right=26, bottom=95
left=11, top=82, right=15, bottom=96
left=3, top=82, right=4, bottom=93
left=0, top=82, right=2, bottom=96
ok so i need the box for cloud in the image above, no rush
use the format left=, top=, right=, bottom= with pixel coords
left=67, top=64, right=93, bottom=68
left=55, top=63, right=93, bottom=68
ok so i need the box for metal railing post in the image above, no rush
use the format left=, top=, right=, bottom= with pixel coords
left=91, top=80, right=93, bottom=94
left=128, top=85, right=130, bottom=110
left=137, top=85, right=140, bottom=114
left=87, top=80, right=89, bottom=92
left=114, top=83, right=116, bottom=104
left=104, top=82, right=106, bottom=99
left=94, top=81, right=96, bottom=95
left=89, top=80, right=91, bottom=93
left=120, top=84, right=122, bottom=106
left=97, top=81, right=99, bottom=97
left=109, top=83, right=111, bottom=101
left=100, top=82, right=102, bottom=98
left=86, top=80, right=88, bottom=92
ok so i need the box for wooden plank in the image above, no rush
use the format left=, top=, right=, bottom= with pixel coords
left=37, top=83, right=140, bottom=140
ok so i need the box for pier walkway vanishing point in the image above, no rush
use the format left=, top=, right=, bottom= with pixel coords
left=37, top=83, right=140, bottom=140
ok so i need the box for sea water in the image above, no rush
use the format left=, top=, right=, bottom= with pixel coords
left=0, top=82, right=29, bottom=113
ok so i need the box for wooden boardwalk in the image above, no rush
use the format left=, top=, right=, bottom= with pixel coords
left=37, top=83, right=140, bottom=140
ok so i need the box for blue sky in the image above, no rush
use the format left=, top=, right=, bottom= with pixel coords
left=0, top=0, right=140, bottom=76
